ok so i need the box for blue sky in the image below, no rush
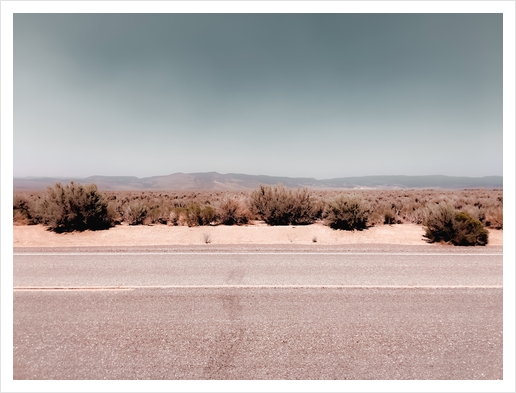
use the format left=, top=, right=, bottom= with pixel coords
left=14, top=13, right=502, bottom=179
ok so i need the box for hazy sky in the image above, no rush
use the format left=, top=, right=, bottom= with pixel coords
left=14, top=13, right=502, bottom=179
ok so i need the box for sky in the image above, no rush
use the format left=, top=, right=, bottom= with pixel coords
left=13, top=13, right=503, bottom=179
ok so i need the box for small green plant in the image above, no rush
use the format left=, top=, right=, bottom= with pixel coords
left=37, top=182, right=113, bottom=232
left=423, top=203, right=488, bottom=246
left=322, top=195, right=370, bottom=230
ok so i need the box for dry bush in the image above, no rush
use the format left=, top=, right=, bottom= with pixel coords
left=423, top=202, right=488, bottom=246
left=13, top=209, right=30, bottom=225
left=461, top=205, right=486, bottom=223
left=36, top=182, right=114, bottom=232
left=400, top=204, right=426, bottom=224
left=217, top=197, right=251, bottom=225
left=143, top=204, right=173, bottom=225
left=422, top=202, right=457, bottom=243
left=17, top=186, right=502, bottom=233
left=452, top=212, right=489, bottom=246
left=369, top=203, right=397, bottom=226
left=185, top=203, right=217, bottom=227
left=248, top=184, right=317, bottom=225
left=167, top=203, right=217, bottom=227
left=13, top=194, right=37, bottom=225
left=484, top=206, right=503, bottom=229
left=106, top=200, right=123, bottom=225
left=168, top=208, right=188, bottom=226
left=322, top=194, right=370, bottom=230
left=123, top=201, right=148, bottom=225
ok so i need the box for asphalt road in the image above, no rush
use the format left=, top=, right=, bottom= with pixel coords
left=14, top=250, right=502, bottom=287
left=13, top=247, right=503, bottom=380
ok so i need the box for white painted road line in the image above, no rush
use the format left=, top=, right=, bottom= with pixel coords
left=13, top=252, right=503, bottom=256
left=13, top=284, right=504, bottom=291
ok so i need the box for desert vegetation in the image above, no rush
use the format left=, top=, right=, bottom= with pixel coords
left=322, top=194, right=370, bottom=230
left=423, top=202, right=489, bottom=246
left=248, top=184, right=319, bottom=225
left=18, top=182, right=115, bottom=233
left=14, top=182, right=502, bottom=245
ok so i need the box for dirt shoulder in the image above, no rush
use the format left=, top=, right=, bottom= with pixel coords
left=13, top=223, right=503, bottom=248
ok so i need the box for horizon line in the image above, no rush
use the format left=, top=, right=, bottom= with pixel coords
left=13, top=172, right=504, bottom=181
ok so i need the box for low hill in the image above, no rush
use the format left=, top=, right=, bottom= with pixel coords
left=13, top=173, right=503, bottom=191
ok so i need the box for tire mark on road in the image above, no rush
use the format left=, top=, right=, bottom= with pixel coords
left=203, top=293, right=246, bottom=378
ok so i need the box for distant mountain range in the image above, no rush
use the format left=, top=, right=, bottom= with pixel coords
left=13, top=172, right=503, bottom=191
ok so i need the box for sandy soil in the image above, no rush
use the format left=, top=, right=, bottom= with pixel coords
left=13, top=223, right=503, bottom=248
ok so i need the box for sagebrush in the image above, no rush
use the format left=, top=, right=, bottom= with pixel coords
left=14, top=185, right=503, bottom=234
left=36, top=182, right=113, bottom=232
left=248, top=184, right=317, bottom=225
left=423, top=203, right=488, bottom=246
left=13, top=194, right=37, bottom=225
left=217, top=197, right=250, bottom=225
left=322, top=194, right=370, bottom=230
left=124, top=201, right=148, bottom=225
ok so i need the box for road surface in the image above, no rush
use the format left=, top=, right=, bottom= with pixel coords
left=13, top=246, right=503, bottom=379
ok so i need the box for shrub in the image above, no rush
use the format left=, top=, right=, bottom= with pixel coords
left=289, top=187, right=319, bottom=225
left=124, top=201, right=148, bottom=225
left=13, top=194, right=37, bottom=225
left=400, top=204, right=426, bottom=224
left=106, top=200, right=123, bottom=225
left=462, top=205, right=486, bottom=223
left=144, top=205, right=170, bottom=225
left=322, top=195, right=370, bottom=230
left=452, top=212, right=489, bottom=246
left=383, top=209, right=396, bottom=225
left=37, top=182, right=113, bottom=232
left=186, top=203, right=217, bottom=226
left=169, top=207, right=188, bottom=226
left=369, top=204, right=397, bottom=225
left=423, top=203, right=488, bottom=246
left=422, top=202, right=456, bottom=242
left=484, top=206, right=503, bottom=229
left=248, top=184, right=316, bottom=225
left=217, top=197, right=250, bottom=225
